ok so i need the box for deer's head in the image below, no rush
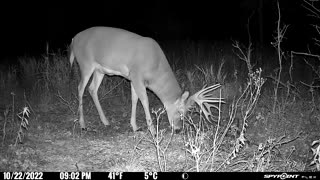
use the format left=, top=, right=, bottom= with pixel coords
left=166, top=84, right=224, bottom=133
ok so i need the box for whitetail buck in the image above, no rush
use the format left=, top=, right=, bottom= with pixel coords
left=70, top=27, right=223, bottom=134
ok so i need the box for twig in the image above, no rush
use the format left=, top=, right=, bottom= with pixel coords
left=56, top=90, right=76, bottom=115
left=2, top=107, right=9, bottom=146
left=266, top=75, right=301, bottom=98
left=272, top=1, right=289, bottom=113
left=100, top=79, right=126, bottom=101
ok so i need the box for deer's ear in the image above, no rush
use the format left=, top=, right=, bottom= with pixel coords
left=181, top=91, right=189, bottom=102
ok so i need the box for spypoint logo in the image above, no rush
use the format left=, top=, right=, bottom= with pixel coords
left=264, top=173, right=299, bottom=180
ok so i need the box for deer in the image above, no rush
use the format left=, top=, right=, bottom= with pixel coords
left=69, top=27, right=223, bottom=134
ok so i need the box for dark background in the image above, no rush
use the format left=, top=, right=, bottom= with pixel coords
left=0, top=0, right=313, bottom=59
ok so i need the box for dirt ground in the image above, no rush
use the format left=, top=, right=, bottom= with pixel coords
left=0, top=93, right=319, bottom=172
left=0, top=101, right=188, bottom=172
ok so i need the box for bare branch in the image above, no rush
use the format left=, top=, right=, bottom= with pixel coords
left=303, top=0, right=320, bottom=19
left=301, top=81, right=320, bottom=88
left=232, top=40, right=253, bottom=74
left=272, top=1, right=288, bottom=113
left=291, top=51, right=320, bottom=60
left=232, top=41, right=248, bottom=62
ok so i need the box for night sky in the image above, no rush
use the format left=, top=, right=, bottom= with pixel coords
left=1, top=0, right=312, bottom=59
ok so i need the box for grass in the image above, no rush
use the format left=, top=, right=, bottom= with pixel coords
left=0, top=36, right=319, bottom=172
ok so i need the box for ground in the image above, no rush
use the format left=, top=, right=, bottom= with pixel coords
left=0, top=92, right=319, bottom=172
left=0, top=100, right=188, bottom=172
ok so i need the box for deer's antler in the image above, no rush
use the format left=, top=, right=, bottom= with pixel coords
left=186, top=84, right=224, bottom=120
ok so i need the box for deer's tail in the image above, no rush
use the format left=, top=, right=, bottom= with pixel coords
left=69, top=38, right=75, bottom=66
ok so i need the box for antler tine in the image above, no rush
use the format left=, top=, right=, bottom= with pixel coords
left=189, top=83, right=224, bottom=120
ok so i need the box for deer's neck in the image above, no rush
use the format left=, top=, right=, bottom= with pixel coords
left=148, top=67, right=182, bottom=108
